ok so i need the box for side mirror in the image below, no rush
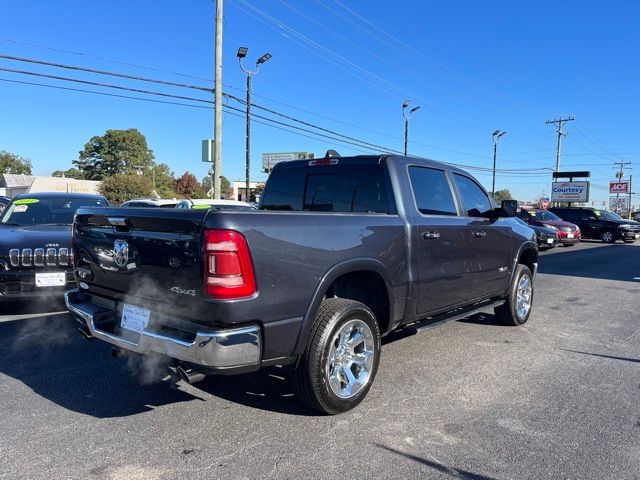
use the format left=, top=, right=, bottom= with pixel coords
left=501, top=200, right=518, bottom=217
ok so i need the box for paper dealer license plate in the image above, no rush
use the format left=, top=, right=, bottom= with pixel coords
left=35, top=272, right=66, bottom=287
left=547, top=238, right=554, bottom=244
left=567, top=233, right=574, bottom=239
left=121, top=304, right=150, bottom=333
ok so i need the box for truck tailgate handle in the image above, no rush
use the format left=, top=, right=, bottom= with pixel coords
left=473, top=230, right=487, bottom=238
left=423, top=231, right=441, bottom=240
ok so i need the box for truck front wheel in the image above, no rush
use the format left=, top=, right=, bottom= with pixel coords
left=494, top=264, right=534, bottom=326
left=293, top=298, right=381, bottom=414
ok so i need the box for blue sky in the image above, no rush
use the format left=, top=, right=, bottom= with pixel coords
left=1, top=0, right=638, bottom=205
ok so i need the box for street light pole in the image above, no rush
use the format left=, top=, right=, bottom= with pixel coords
left=238, top=47, right=271, bottom=202
left=402, top=99, right=420, bottom=156
left=491, top=130, right=506, bottom=197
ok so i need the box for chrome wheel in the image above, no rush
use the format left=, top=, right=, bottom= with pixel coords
left=325, top=319, right=375, bottom=399
left=515, top=274, right=532, bottom=320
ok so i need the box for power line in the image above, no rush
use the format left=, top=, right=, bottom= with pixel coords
left=0, top=41, right=495, bottom=158
left=0, top=73, right=386, bottom=155
left=1, top=66, right=556, bottom=175
left=0, top=35, right=414, bottom=141
left=0, top=53, right=496, bottom=160
left=0, top=58, right=402, bottom=152
left=0, top=66, right=213, bottom=104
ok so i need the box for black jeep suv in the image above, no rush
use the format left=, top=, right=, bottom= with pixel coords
left=0, top=192, right=108, bottom=301
left=549, top=207, right=640, bottom=243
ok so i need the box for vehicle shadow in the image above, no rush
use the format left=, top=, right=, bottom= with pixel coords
left=0, top=313, right=205, bottom=418
left=375, top=444, right=495, bottom=479
left=0, top=311, right=322, bottom=417
left=538, top=243, right=640, bottom=283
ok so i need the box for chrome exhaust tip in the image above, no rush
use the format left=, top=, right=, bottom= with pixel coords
left=177, top=365, right=206, bottom=384
left=78, top=326, right=94, bottom=340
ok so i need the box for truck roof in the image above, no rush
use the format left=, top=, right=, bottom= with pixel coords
left=274, top=154, right=471, bottom=176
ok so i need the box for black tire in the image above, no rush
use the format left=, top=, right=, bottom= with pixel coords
left=292, top=298, right=381, bottom=415
left=494, top=264, right=534, bottom=326
left=601, top=230, right=615, bottom=243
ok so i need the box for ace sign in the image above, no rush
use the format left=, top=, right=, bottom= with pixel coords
left=610, top=181, right=629, bottom=194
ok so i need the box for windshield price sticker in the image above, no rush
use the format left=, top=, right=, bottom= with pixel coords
left=13, top=205, right=28, bottom=213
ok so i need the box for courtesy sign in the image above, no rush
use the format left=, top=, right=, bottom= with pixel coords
left=551, top=181, right=590, bottom=202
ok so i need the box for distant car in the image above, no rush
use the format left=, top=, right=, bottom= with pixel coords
left=514, top=217, right=558, bottom=250
left=517, top=208, right=581, bottom=246
left=120, top=198, right=179, bottom=208
left=0, top=196, right=10, bottom=215
left=175, top=199, right=256, bottom=211
left=633, top=211, right=640, bottom=222
left=550, top=207, right=640, bottom=243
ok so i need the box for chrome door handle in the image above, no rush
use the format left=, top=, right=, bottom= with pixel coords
left=473, top=231, right=487, bottom=238
left=423, top=231, right=441, bottom=240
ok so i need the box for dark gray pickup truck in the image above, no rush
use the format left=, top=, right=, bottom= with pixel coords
left=66, top=154, right=537, bottom=414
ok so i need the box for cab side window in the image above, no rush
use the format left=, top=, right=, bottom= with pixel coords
left=453, top=174, right=492, bottom=217
left=408, top=167, right=458, bottom=216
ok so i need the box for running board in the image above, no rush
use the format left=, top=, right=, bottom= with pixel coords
left=410, top=299, right=505, bottom=333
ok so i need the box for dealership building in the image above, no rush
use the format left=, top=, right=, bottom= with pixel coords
left=0, top=174, right=101, bottom=198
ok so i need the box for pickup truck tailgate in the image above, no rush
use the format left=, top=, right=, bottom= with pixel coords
left=74, top=208, right=208, bottom=320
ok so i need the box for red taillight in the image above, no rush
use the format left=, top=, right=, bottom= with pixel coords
left=204, top=230, right=256, bottom=299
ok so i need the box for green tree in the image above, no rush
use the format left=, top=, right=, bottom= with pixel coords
left=0, top=151, right=33, bottom=174
left=492, top=189, right=513, bottom=204
left=74, top=128, right=155, bottom=180
left=52, top=168, right=84, bottom=179
left=175, top=172, right=203, bottom=198
left=148, top=163, right=176, bottom=198
left=202, top=175, right=233, bottom=199
left=99, top=174, right=153, bottom=205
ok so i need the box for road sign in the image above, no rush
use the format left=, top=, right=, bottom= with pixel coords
left=551, top=181, right=590, bottom=202
left=262, top=152, right=314, bottom=171
left=610, top=196, right=629, bottom=210
left=609, top=181, right=629, bottom=194
left=202, top=139, right=214, bottom=163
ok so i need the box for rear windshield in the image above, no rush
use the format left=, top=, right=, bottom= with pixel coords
left=260, top=164, right=395, bottom=213
left=0, top=197, right=106, bottom=226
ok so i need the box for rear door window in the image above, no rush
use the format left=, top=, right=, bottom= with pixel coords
left=261, top=164, right=393, bottom=213
left=453, top=174, right=492, bottom=217
left=408, top=166, right=458, bottom=216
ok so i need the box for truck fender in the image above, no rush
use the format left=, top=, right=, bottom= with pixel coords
left=291, top=258, right=394, bottom=356
left=509, top=241, right=538, bottom=287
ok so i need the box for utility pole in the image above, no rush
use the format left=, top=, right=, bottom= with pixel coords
left=213, top=0, right=223, bottom=199
left=628, top=175, right=633, bottom=219
left=491, top=130, right=506, bottom=196
left=237, top=47, right=271, bottom=202
left=545, top=116, right=575, bottom=172
left=402, top=100, right=420, bottom=156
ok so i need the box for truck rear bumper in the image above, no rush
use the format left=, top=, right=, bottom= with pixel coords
left=64, top=289, right=261, bottom=370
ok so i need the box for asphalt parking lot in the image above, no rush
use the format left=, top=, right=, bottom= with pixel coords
left=1, top=241, right=639, bottom=480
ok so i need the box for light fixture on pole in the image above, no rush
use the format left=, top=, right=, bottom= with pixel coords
left=492, top=130, right=507, bottom=197
left=238, top=47, right=271, bottom=201
left=402, top=100, right=420, bottom=156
